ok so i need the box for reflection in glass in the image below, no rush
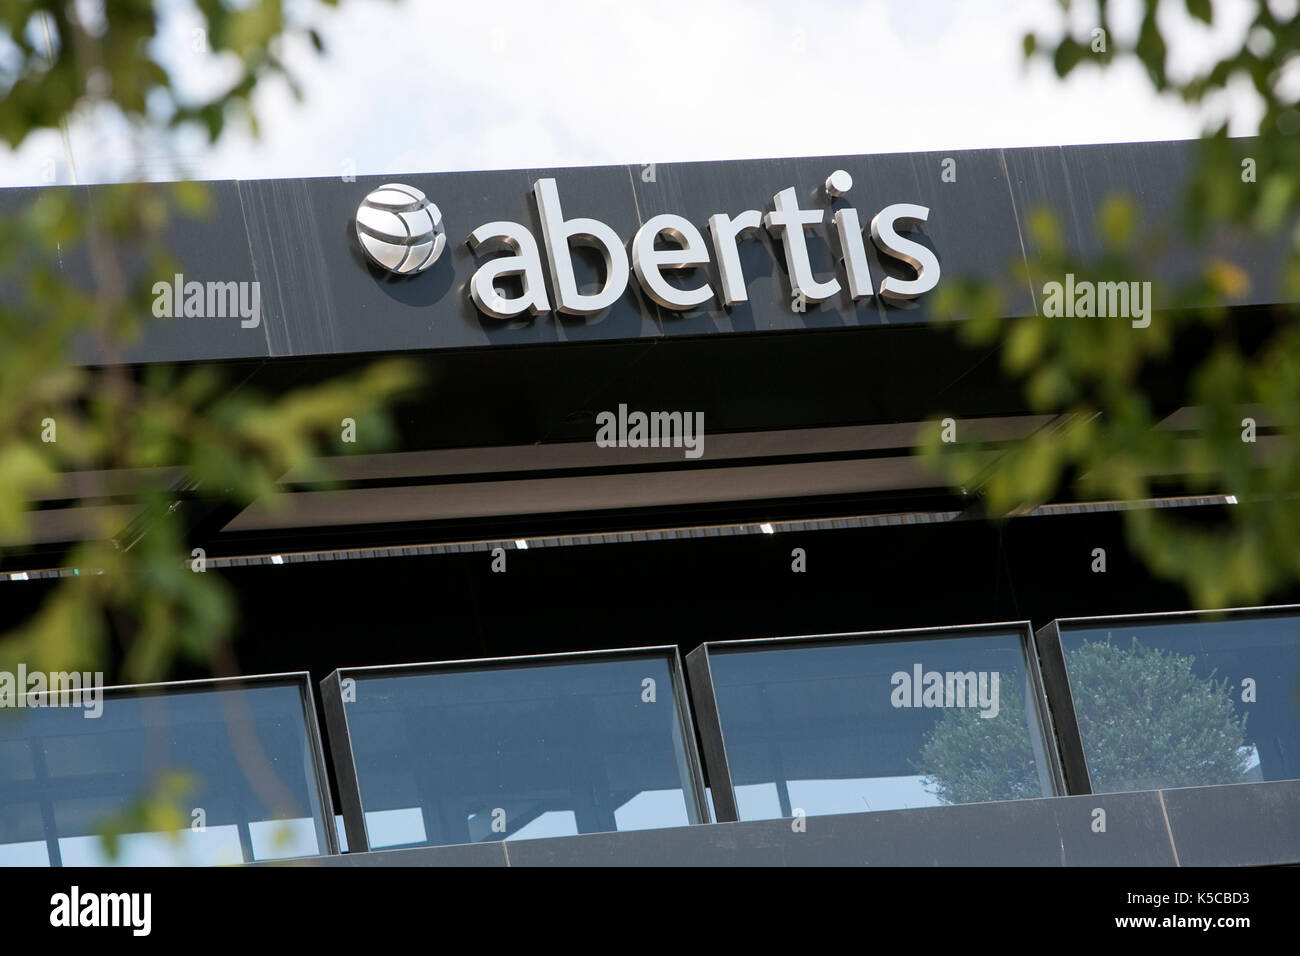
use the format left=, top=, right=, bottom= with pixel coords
left=705, top=629, right=1057, bottom=821
left=338, top=652, right=702, bottom=849
left=1060, top=612, right=1300, bottom=793
left=0, top=680, right=330, bottom=866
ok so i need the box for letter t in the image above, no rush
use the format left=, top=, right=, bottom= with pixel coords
left=763, top=187, right=841, bottom=304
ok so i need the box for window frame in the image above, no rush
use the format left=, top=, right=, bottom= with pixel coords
left=1035, top=603, right=1300, bottom=796
left=4, top=670, right=338, bottom=865
left=320, top=645, right=709, bottom=853
left=686, top=621, right=1066, bottom=823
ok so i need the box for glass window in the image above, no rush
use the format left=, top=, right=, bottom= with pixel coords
left=1057, top=609, right=1300, bottom=793
left=330, top=650, right=704, bottom=850
left=0, top=677, right=332, bottom=866
left=700, top=627, right=1059, bottom=821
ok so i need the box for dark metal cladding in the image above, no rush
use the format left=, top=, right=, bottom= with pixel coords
left=0, top=138, right=1287, bottom=367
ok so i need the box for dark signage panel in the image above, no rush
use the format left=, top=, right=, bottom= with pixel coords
left=2, top=139, right=1284, bottom=367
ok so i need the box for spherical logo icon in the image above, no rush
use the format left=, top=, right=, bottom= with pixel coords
left=354, top=183, right=446, bottom=275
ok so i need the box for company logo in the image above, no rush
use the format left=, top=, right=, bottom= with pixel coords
left=352, top=171, right=941, bottom=313
left=355, top=183, right=446, bottom=275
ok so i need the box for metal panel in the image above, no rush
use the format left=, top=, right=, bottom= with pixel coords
left=1161, top=778, right=1300, bottom=866
left=288, top=788, right=1179, bottom=867
left=21, top=139, right=1292, bottom=369
left=269, top=839, right=509, bottom=867
left=319, top=669, right=368, bottom=854
left=684, top=643, right=738, bottom=823
left=1033, top=619, right=1092, bottom=795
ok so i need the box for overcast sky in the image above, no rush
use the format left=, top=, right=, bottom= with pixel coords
left=0, top=0, right=1277, bottom=186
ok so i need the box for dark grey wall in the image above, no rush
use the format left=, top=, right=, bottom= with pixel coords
left=274, top=778, right=1300, bottom=867
left=1, top=138, right=1287, bottom=367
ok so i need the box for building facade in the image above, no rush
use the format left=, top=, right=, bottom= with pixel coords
left=2, top=138, right=1298, bottom=866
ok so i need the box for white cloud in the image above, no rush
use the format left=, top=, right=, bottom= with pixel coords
left=0, top=0, right=1270, bottom=186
